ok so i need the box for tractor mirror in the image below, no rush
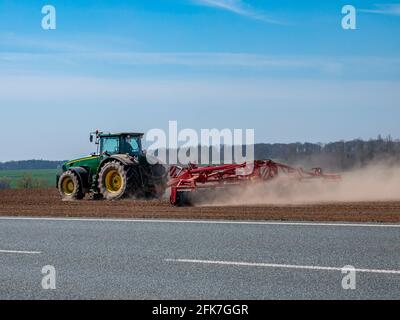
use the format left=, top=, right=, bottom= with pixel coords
left=90, top=134, right=93, bottom=143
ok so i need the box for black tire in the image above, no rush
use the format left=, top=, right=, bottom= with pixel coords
left=58, top=170, right=84, bottom=200
left=142, top=163, right=168, bottom=199
left=98, top=161, right=135, bottom=200
left=174, top=191, right=192, bottom=207
left=126, top=165, right=143, bottom=197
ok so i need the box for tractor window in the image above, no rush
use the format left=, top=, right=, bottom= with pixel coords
left=121, top=136, right=141, bottom=155
left=101, top=137, right=120, bottom=155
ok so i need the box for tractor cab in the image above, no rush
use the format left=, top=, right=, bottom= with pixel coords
left=91, top=132, right=144, bottom=157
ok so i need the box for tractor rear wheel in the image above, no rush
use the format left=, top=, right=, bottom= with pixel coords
left=58, top=171, right=84, bottom=200
left=98, top=161, right=134, bottom=200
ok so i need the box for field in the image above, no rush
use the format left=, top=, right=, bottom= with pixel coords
left=0, top=188, right=399, bottom=222
left=0, top=169, right=59, bottom=188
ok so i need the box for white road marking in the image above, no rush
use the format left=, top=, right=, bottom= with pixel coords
left=0, top=216, right=399, bottom=228
left=165, top=259, right=400, bottom=275
left=0, top=249, right=41, bottom=255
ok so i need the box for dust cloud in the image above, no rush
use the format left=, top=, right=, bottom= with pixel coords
left=198, top=163, right=400, bottom=206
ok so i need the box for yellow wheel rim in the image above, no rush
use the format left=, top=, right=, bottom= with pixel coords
left=105, top=169, right=123, bottom=193
left=61, top=177, right=75, bottom=195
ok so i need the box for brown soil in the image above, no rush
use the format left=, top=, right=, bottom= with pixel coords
left=0, top=189, right=399, bottom=223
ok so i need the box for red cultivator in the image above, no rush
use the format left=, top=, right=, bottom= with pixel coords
left=168, top=160, right=340, bottom=206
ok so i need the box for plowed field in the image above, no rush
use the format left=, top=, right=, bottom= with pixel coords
left=0, top=189, right=399, bottom=222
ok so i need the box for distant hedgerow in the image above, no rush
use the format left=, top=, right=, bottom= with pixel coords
left=16, top=173, right=49, bottom=189
left=0, top=177, right=11, bottom=189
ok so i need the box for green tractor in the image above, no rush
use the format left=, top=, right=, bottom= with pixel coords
left=57, top=131, right=167, bottom=201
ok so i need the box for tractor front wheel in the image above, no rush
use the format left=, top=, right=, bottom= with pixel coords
left=58, top=171, right=84, bottom=200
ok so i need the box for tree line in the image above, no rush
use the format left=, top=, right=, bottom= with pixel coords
left=253, top=135, right=400, bottom=170
left=192, top=135, right=400, bottom=170
left=0, top=174, right=49, bottom=190
left=0, top=160, right=65, bottom=170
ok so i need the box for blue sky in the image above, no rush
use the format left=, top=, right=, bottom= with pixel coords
left=0, top=0, right=399, bottom=160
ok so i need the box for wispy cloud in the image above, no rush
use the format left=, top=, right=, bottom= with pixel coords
left=0, top=32, right=142, bottom=54
left=360, top=4, right=400, bottom=16
left=0, top=51, right=345, bottom=75
left=1, top=34, right=399, bottom=80
left=3, top=50, right=400, bottom=82
left=0, top=33, right=88, bottom=52
left=191, top=0, right=283, bottom=24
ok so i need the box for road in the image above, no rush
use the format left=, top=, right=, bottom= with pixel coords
left=0, top=216, right=399, bottom=300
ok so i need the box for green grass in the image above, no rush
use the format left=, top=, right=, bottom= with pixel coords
left=0, top=169, right=60, bottom=188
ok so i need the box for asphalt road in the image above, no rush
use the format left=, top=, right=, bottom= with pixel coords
left=0, top=217, right=399, bottom=300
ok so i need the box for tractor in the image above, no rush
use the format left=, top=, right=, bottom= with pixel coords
left=57, top=131, right=167, bottom=200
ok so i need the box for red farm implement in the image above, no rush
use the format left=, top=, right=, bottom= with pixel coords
left=168, top=160, right=340, bottom=206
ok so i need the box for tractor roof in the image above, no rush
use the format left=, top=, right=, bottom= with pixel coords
left=99, top=132, right=144, bottom=138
